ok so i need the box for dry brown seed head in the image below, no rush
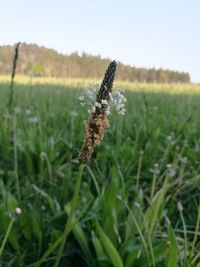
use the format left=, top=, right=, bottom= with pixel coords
left=78, top=61, right=116, bottom=163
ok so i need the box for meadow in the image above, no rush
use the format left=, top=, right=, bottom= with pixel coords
left=0, top=79, right=200, bottom=266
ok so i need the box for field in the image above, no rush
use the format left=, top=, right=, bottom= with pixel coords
left=1, top=79, right=200, bottom=266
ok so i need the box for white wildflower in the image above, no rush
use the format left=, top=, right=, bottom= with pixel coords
left=154, top=163, right=160, bottom=174
left=15, top=207, right=22, bottom=215
left=40, top=152, right=47, bottom=160
left=177, top=201, right=183, bottom=212
left=166, top=164, right=176, bottom=177
left=166, top=135, right=172, bottom=142
left=166, top=164, right=172, bottom=169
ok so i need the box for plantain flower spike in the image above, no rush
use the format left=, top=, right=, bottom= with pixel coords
left=79, top=61, right=117, bottom=163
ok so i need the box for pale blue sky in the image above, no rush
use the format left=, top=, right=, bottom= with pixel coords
left=1, top=0, right=199, bottom=82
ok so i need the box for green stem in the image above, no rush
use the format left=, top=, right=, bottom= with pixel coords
left=46, top=157, right=53, bottom=182
left=54, top=163, right=85, bottom=267
left=191, top=202, right=200, bottom=255
left=13, top=114, right=20, bottom=200
left=179, top=209, right=188, bottom=267
left=150, top=170, right=157, bottom=201
left=0, top=215, right=16, bottom=257
left=136, top=151, right=143, bottom=190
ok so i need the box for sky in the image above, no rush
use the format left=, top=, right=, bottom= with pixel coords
left=1, top=0, right=199, bottom=82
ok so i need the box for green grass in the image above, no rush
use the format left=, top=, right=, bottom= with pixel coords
left=0, top=81, right=200, bottom=266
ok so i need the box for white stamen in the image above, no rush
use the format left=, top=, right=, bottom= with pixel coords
left=101, top=99, right=108, bottom=105
left=95, top=102, right=101, bottom=108
left=79, top=96, right=85, bottom=101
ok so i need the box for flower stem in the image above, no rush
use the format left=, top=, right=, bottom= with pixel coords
left=54, top=163, right=85, bottom=267
left=0, top=214, right=16, bottom=257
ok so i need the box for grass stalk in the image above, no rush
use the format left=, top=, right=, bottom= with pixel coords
left=136, top=151, right=143, bottom=190
left=13, top=113, right=20, bottom=200
left=191, top=202, right=200, bottom=256
left=178, top=205, right=188, bottom=266
left=54, top=163, right=85, bottom=267
left=46, top=156, right=53, bottom=182
left=0, top=214, right=16, bottom=257
left=150, top=164, right=159, bottom=201
left=8, top=42, right=20, bottom=114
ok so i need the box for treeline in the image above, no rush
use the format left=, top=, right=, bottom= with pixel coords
left=0, top=43, right=190, bottom=83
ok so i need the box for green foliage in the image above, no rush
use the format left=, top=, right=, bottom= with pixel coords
left=96, top=221, right=124, bottom=267
left=166, top=227, right=178, bottom=267
left=0, top=82, right=200, bottom=266
left=32, top=64, right=45, bottom=77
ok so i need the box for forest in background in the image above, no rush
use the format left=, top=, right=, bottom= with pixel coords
left=0, top=43, right=190, bottom=83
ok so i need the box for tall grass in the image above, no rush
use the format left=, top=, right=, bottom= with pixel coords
left=0, top=82, right=200, bottom=266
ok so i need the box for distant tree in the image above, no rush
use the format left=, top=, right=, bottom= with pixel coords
left=0, top=43, right=191, bottom=83
left=32, top=64, right=45, bottom=77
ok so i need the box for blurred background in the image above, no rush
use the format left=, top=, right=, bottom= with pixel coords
left=0, top=0, right=199, bottom=83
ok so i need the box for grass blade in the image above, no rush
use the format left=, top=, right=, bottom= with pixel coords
left=96, top=221, right=124, bottom=267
